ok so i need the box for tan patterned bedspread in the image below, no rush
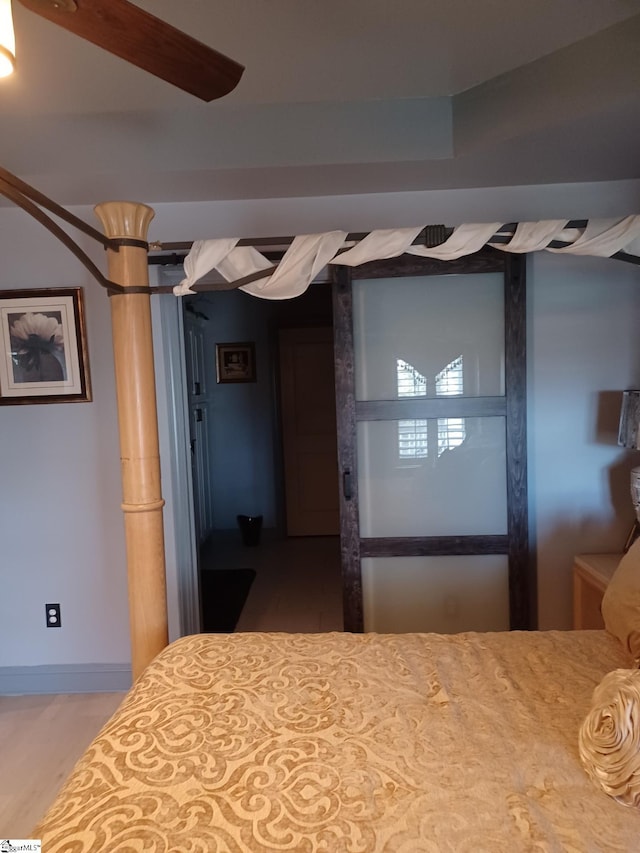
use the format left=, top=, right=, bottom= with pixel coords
left=35, top=630, right=640, bottom=851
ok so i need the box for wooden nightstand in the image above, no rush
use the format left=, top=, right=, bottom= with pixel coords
left=573, top=553, right=621, bottom=629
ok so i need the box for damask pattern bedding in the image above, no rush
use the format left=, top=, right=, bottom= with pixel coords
left=35, top=630, right=640, bottom=851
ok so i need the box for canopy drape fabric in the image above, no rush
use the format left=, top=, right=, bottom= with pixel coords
left=173, top=216, right=640, bottom=299
left=175, top=231, right=348, bottom=298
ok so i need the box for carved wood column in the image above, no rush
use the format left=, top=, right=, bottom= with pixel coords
left=94, top=201, right=168, bottom=680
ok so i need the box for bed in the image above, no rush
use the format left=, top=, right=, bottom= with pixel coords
left=34, top=628, right=640, bottom=852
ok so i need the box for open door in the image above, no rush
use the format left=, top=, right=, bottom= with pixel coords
left=332, top=249, right=531, bottom=633
left=183, top=306, right=214, bottom=547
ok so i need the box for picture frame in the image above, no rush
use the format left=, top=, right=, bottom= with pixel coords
left=0, top=287, right=92, bottom=405
left=216, top=341, right=256, bottom=384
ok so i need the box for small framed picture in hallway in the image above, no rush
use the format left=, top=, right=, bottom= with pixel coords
left=216, top=341, right=256, bottom=383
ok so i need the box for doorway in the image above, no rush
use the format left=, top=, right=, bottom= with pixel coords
left=180, top=282, right=343, bottom=632
left=154, top=253, right=535, bottom=630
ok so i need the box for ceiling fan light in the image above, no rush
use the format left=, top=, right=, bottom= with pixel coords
left=0, top=0, right=16, bottom=78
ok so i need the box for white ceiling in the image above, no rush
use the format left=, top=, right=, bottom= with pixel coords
left=1, top=0, right=640, bottom=206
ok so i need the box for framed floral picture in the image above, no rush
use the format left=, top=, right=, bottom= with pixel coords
left=0, top=287, right=92, bottom=405
left=216, top=341, right=256, bottom=384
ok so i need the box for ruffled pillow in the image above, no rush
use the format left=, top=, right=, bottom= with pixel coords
left=601, top=539, right=640, bottom=662
left=579, top=669, right=640, bottom=807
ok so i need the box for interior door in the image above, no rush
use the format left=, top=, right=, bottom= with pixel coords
left=279, top=326, right=339, bottom=536
left=183, top=308, right=214, bottom=546
left=332, top=249, right=530, bottom=633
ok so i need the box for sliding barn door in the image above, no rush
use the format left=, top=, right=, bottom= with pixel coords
left=332, top=249, right=530, bottom=633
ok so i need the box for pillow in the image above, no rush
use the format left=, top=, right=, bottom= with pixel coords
left=579, top=668, right=640, bottom=807
left=601, top=538, right=640, bottom=662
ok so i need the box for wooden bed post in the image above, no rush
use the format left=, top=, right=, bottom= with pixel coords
left=94, top=201, right=169, bottom=681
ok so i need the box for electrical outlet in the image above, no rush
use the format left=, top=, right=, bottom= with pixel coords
left=45, top=602, right=61, bottom=628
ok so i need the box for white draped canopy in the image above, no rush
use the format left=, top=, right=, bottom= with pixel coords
left=173, top=216, right=640, bottom=300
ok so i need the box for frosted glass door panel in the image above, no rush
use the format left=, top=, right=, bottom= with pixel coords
left=358, top=417, right=507, bottom=537
left=362, top=555, right=510, bottom=633
left=353, top=274, right=504, bottom=401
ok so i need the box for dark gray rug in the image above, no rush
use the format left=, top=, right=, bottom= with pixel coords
left=200, top=568, right=256, bottom=632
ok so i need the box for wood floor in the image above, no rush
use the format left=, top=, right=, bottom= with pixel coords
left=0, top=691, right=124, bottom=837
left=1, top=533, right=343, bottom=835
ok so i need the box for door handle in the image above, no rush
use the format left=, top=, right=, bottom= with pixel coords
left=343, top=469, right=352, bottom=501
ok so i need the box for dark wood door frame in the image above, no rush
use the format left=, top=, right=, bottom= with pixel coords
left=332, top=248, right=532, bottom=633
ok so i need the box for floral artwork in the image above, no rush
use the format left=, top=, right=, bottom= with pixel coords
left=0, top=288, right=91, bottom=404
left=9, top=311, right=67, bottom=383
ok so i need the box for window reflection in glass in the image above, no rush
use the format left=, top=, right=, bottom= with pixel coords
left=397, top=359, right=428, bottom=458
left=436, top=355, right=465, bottom=456
left=397, top=356, right=466, bottom=459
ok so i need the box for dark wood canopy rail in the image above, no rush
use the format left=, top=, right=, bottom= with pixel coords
left=0, top=167, right=638, bottom=301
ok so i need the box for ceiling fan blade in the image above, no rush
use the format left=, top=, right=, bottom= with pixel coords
left=17, top=0, right=244, bottom=101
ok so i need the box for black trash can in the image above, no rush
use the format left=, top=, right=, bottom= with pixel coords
left=237, top=514, right=263, bottom=547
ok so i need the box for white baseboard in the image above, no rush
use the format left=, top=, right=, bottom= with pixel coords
left=0, top=663, right=132, bottom=695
